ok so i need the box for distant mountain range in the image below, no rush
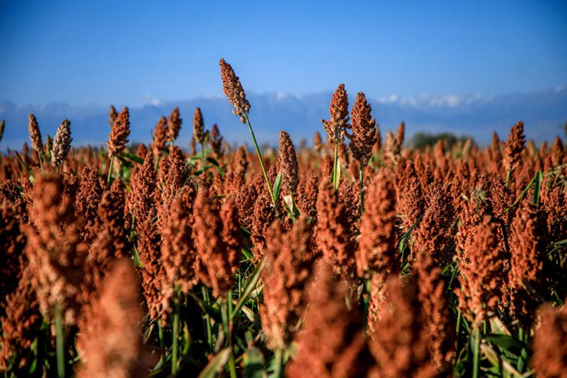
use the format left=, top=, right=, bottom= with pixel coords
left=1, top=86, right=566, bottom=150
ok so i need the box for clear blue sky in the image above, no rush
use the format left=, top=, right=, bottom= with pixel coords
left=1, top=0, right=566, bottom=107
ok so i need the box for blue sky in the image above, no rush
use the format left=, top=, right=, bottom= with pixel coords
left=1, top=0, right=566, bottom=107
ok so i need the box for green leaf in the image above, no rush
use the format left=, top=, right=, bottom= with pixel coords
left=240, top=226, right=252, bottom=236
left=190, top=149, right=212, bottom=162
left=283, top=194, right=300, bottom=219
left=272, top=172, right=283, bottom=201
left=241, top=248, right=254, bottom=261
left=243, top=347, right=266, bottom=378
left=120, top=151, right=144, bottom=164
left=197, top=348, right=232, bottom=378
left=29, top=357, right=38, bottom=374
left=485, top=334, right=525, bottom=352
left=232, top=258, right=266, bottom=320
left=190, top=293, right=222, bottom=323
left=133, top=247, right=142, bottom=268
left=532, top=170, right=542, bottom=205
left=206, top=157, right=220, bottom=167
left=504, top=171, right=540, bottom=213
left=14, top=151, right=33, bottom=177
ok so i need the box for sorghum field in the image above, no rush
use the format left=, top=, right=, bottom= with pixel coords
left=0, top=59, right=566, bottom=378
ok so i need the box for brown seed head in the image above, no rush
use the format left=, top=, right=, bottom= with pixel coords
left=236, top=184, right=257, bottom=230
left=456, top=216, right=506, bottom=326
left=129, top=152, right=158, bottom=227
left=260, top=217, right=317, bottom=350
left=0, top=268, right=42, bottom=369
left=295, top=174, right=319, bottom=219
left=369, top=275, right=438, bottom=378
left=152, top=116, right=168, bottom=155
left=221, top=196, right=243, bottom=275
left=51, top=119, right=72, bottom=167
left=531, top=302, right=567, bottom=378
left=321, top=84, right=350, bottom=143
left=357, top=170, right=397, bottom=277
left=350, top=92, right=377, bottom=167
left=384, top=130, right=401, bottom=166
left=107, top=107, right=130, bottom=157
left=504, top=121, right=526, bottom=173
left=509, top=201, right=546, bottom=326
left=24, top=173, right=88, bottom=326
left=491, top=131, right=501, bottom=154
left=209, top=124, right=224, bottom=158
left=278, top=131, right=299, bottom=194
left=108, top=105, right=118, bottom=128
left=251, top=190, right=277, bottom=256
left=157, top=146, right=189, bottom=227
left=219, top=58, right=251, bottom=123
left=28, top=114, right=43, bottom=154
left=137, top=212, right=167, bottom=322
left=161, top=187, right=198, bottom=300
left=82, top=180, right=130, bottom=307
left=286, top=263, right=370, bottom=378
left=233, top=145, right=249, bottom=178
left=193, top=188, right=237, bottom=298
left=374, top=125, right=382, bottom=153
left=0, top=197, right=27, bottom=305
left=322, top=155, right=334, bottom=179
left=395, top=159, right=425, bottom=232
left=396, top=121, right=405, bottom=148
left=0, top=119, right=5, bottom=143
left=136, top=143, right=148, bottom=159
left=411, top=183, right=456, bottom=371
left=77, top=259, right=146, bottom=378
left=167, top=107, right=182, bottom=142
left=76, top=167, right=104, bottom=240
left=315, top=181, right=357, bottom=278
left=313, top=131, right=323, bottom=152
left=193, top=107, right=207, bottom=144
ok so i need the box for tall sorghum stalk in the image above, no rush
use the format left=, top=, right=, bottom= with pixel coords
left=193, top=107, right=208, bottom=172
left=220, top=59, right=278, bottom=210
left=322, top=84, right=350, bottom=192
left=350, top=92, right=377, bottom=214
left=504, top=121, right=525, bottom=187
left=107, top=107, right=130, bottom=183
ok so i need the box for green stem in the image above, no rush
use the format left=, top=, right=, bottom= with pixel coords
left=243, top=112, right=278, bottom=210
left=273, top=348, right=284, bottom=378
left=158, top=322, right=165, bottom=364
left=473, top=328, right=481, bottom=378
left=38, top=151, right=44, bottom=174
left=359, top=165, right=364, bottom=215
left=221, top=300, right=237, bottom=378
left=172, top=296, right=180, bottom=375
left=201, top=142, right=206, bottom=173
left=107, top=155, right=114, bottom=184
left=228, top=288, right=234, bottom=319
left=201, top=286, right=213, bottom=352
left=332, top=137, right=339, bottom=191
left=505, top=168, right=511, bottom=188
left=455, top=310, right=462, bottom=351
left=54, top=304, right=65, bottom=378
